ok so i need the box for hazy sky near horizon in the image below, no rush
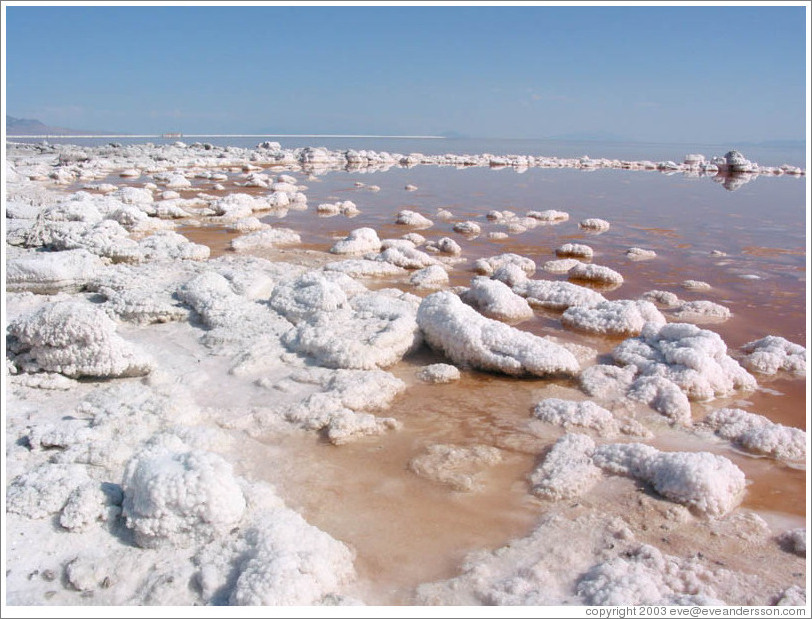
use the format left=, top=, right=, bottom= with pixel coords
left=3, top=3, right=808, bottom=143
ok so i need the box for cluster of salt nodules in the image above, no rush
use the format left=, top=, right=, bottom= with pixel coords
left=530, top=434, right=746, bottom=516
left=460, top=276, right=534, bottom=322
left=416, top=291, right=579, bottom=377
left=703, top=408, right=806, bottom=463
left=329, top=227, right=382, bottom=255
left=739, top=336, right=806, bottom=376
left=409, top=444, right=502, bottom=492
left=396, top=209, right=433, bottom=228
left=317, top=200, right=359, bottom=217
left=531, top=398, right=650, bottom=439
left=561, top=299, right=665, bottom=336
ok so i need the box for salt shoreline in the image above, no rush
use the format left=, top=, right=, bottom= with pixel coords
left=3, top=140, right=807, bottom=608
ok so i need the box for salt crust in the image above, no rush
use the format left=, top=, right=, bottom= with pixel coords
left=703, top=408, right=806, bottom=463
left=330, top=227, right=381, bottom=254
left=567, top=262, right=624, bottom=287
left=317, top=200, right=359, bottom=217
left=323, top=258, right=405, bottom=278
left=452, top=221, right=482, bottom=236
left=416, top=291, right=579, bottom=377
left=578, top=218, right=611, bottom=232
left=424, top=236, right=462, bottom=256
left=473, top=253, right=536, bottom=277
left=514, top=278, right=606, bottom=311
left=231, top=227, right=301, bottom=251
left=374, top=245, right=438, bottom=269
left=410, top=264, right=450, bottom=288
left=556, top=243, right=593, bottom=259
left=527, top=209, right=569, bottom=223
left=561, top=299, right=665, bottom=336
left=642, top=290, right=681, bottom=307
left=409, top=444, right=502, bottom=491
left=611, top=322, right=757, bottom=401
left=7, top=463, right=92, bottom=520
left=8, top=300, right=153, bottom=378
left=592, top=443, right=745, bottom=516
left=460, top=276, right=534, bottom=322
left=6, top=248, right=105, bottom=294
left=417, top=363, right=461, bottom=384
left=542, top=258, right=581, bottom=274
left=533, top=399, right=619, bottom=435
left=396, top=209, right=433, bottom=228
left=739, top=335, right=806, bottom=376
left=626, top=247, right=657, bottom=261
left=529, top=434, right=602, bottom=500
left=671, top=300, right=731, bottom=322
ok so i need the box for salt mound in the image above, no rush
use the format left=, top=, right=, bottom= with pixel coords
left=375, top=245, right=438, bottom=269
left=627, top=376, right=692, bottom=425
left=409, top=444, right=502, bottom=492
left=417, top=363, right=461, bottom=384
left=330, top=227, right=382, bottom=255
left=739, top=336, right=806, bottom=376
left=579, top=218, right=611, bottom=232
left=424, top=236, right=462, bottom=256
left=7, top=463, right=92, bottom=520
left=410, top=264, right=449, bottom=289
left=642, top=290, right=681, bottom=307
left=611, top=322, right=757, bottom=401
left=704, top=408, right=806, bottom=463
left=460, top=276, right=534, bottom=322
left=231, top=228, right=301, bottom=251
left=567, top=263, right=624, bottom=287
left=269, top=271, right=364, bottom=325
left=593, top=443, right=745, bottom=516
left=396, top=209, right=433, bottom=228
left=626, top=247, right=657, bottom=261
left=452, top=221, right=481, bottom=236
left=515, top=279, right=606, bottom=311
left=6, top=248, right=105, bottom=294
left=416, top=291, right=580, bottom=377
left=121, top=437, right=247, bottom=548
left=542, top=258, right=582, bottom=274
left=473, top=253, right=536, bottom=277
left=561, top=300, right=665, bottom=336
left=530, top=434, right=601, bottom=500
left=8, top=300, right=153, bottom=378
left=527, top=209, right=569, bottom=223
left=671, top=300, right=731, bottom=323
left=323, top=259, right=405, bottom=278
left=229, top=509, right=356, bottom=605
left=556, top=243, right=593, bottom=259
left=533, top=399, right=618, bottom=434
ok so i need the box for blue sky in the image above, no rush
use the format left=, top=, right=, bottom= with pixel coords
left=3, top=3, right=808, bottom=143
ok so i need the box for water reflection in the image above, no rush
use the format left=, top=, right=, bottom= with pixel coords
left=713, top=171, right=757, bottom=191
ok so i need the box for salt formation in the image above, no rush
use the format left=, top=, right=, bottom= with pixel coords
left=778, top=529, right=806, bottom=557
left=642, top=290, right=681, bottom=307
left=611, top=322, right=757, bottom=401
left=375, top=245, right=438, bottom=269
left=473, top=253, right=536, bottom=277
left=416, top=291, right=579, bottom=377
left=567, top=263, right=624, bottom=287
left=529, top=434, right=601, bottom=500
left=533, top=399, right=618, bottom=435
left=329, top=227, right=382, bottom=255
left=322, top=259, right=405, bottom=278
left=230, top=227, right=301, bottom=251
left=671, top=300, right=731, bottom=323
left=542, top=258, right=581, bottom=274
left=7, top=463, right=92, bottom=520
left=682, top=280, right=712, bottom=291
left=452, top=221, right=481, bottom=236
left=409, top=265, right=449, bottom=289
left=561, top=299, right=665, bottom=336
left=417, top=363, right=461, bottom=384
left=626, top=376, right=692, bottom=425
left=7, top=300, right=153, bottom=378
left=317, top=200, right=359, bottom=216
left=409, top=444, right=502, bottom=492
left=578, top=218, right=611, bottom=232
left=556, top=243, right=593, bottom=259
left=6, top=248, right=105, bottom=294
left=424, top=236, right=462, bottom=256
left=703, top=408, right=806, bottom=463
left=739, top=336, right=806, bottom=375
left=527, top=209, right=569, bottom=223
left=514, top=278, right=606, bottom=311
left=626, top=247, right=657, bottom=261
left=592, top=443, right=746, bottom=516
left=396, top=209, right=433, bottom=228
left=460, top=276, right=534, bottom=322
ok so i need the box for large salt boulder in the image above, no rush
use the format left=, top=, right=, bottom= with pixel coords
left=416, top=291, right=579, bottom=377
left=121, top=438, right=246, bottom=548
left=592, top=443, right=746, bottom=516
left=568, top=263, right=624, bottom=287
left=739, top=336, right=806, bottom=376
left=6, top=248, right=105, bottom=294
left=611, top=322, right=757, bottom=401
left=561, top=300, right=665, bottom=336
left=330, top=227, right=382, bottom=255
left=704, top=408, right=806, bottom=463
left=8, top=300, right=153, bottom=378
left=460, top=276, right=534, bottom=322
left=514, top=278, right=606, bottom=311
left=396, top=209, right=433, bottom=228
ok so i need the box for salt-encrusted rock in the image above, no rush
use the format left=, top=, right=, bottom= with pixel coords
left=416, top=291, right=580, bottom=377
left=530, top=434, right=601, bottom=500
left=424, top=236, right=462, bottom=256
left=410, top=264, right=449, bottom=289
left=671, top=300, right=731, bottom=323
left=641, top=290, right=681, bottom=307
left=682, top=280, right=712, bottom=291
left=6, top=248, right=105, bottom=294
left=269, top=271, right=365, bottom=325
left=417, top=363, right=461, bottom=384
left=231, top=228, right=301, bottom=251
left=778, top=529, right=806, bottom=557
left=375, top=245, right=438, bottom=269
left=409, top=444, right=502, bottom=492
left=229, top=509, right=356, bottom=605
left=556, top=243, right=593, bottom=259
left=527, top=209, right=569, bottom=223
left=8, top=300, right=153, bottom=378
left=577, top=544, right=721, bottom=605
left=627, top=376, right=692, bottom=425
left=626, top=247, right=657, bottom=261
left=612, top=322, right=757, bottom=401
left=396, top=209, right=433, bottom=228
left=739, top=336, right=806, bottom=376
left=579, top=218, right=610, bottom=232
left=533, top=399, right=619, bottom=434
left=473, top=253, right=536, bottom=277
left=568, top=263, right=624, bottom=287
left=561, top=300, right=665, bottom=336
left=514, top=279, right=606, bottom=311
left=7, top=463, right=92, bottom=519
left=121, top=437, right=247, bottom=548
left=322, top=259, right=405, bottom=278
left=330, top=227, right=382, bottom=255
left=703, top=408, right=806, bottom=462
left=592, top=443, right=745, bottom=516
left=452, top=221, right=481, bottom=236
left=461, top=277, right=534, bottom=322
left=283, top=290, right=422, bottom=370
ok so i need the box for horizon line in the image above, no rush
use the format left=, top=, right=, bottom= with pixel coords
left=5, top=133, right=447, bottom=140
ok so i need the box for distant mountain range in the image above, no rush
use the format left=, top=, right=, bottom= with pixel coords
left=5, top=115, right=109, bottom=136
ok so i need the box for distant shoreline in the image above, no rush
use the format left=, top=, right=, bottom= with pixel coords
left=5, top=133, right=447, bottom=140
